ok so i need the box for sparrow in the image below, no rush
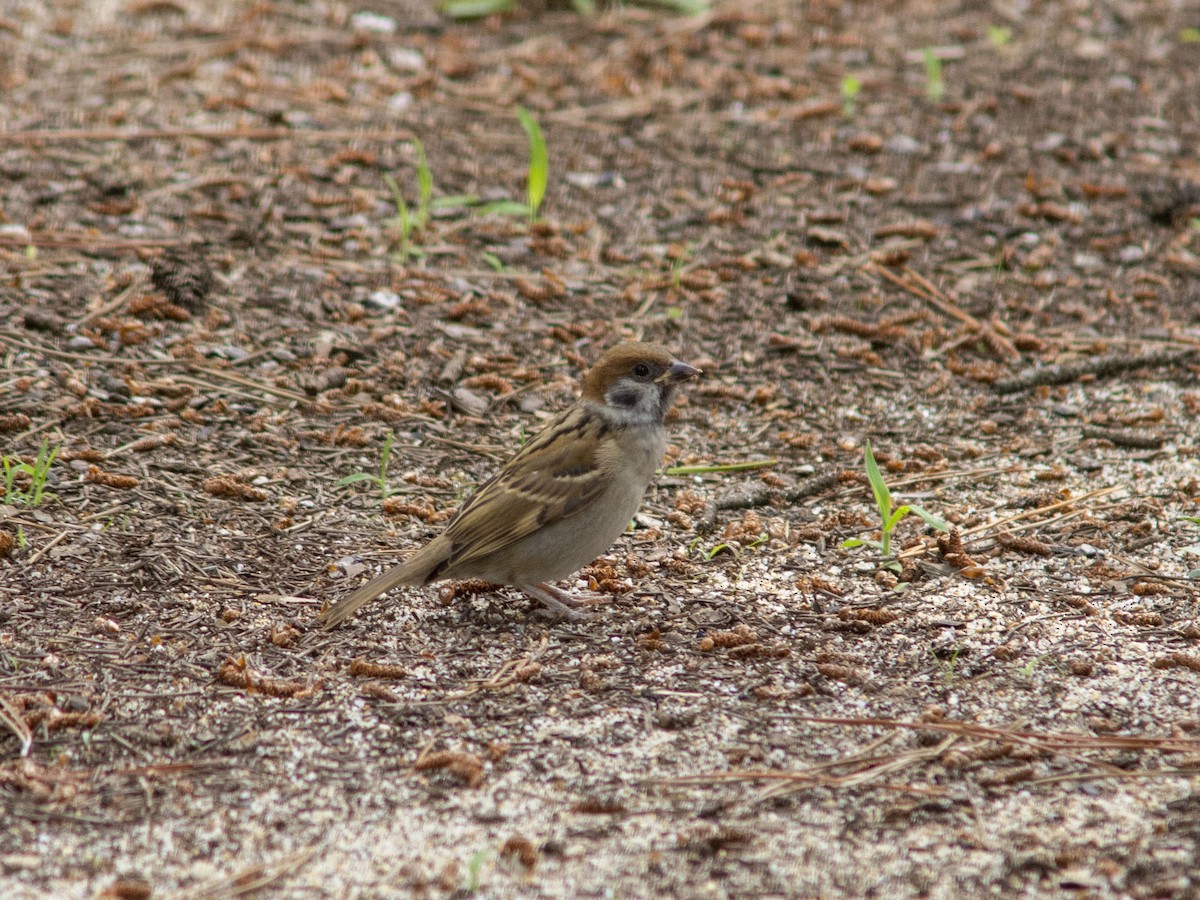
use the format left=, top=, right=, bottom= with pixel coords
left=317, top=341, right=701, bottom=626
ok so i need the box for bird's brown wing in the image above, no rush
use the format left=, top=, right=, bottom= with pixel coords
left=440, top=405, right=615, bottom=572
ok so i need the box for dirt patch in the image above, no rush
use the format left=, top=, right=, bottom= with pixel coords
left=2, top=0, right=1200, bottom=896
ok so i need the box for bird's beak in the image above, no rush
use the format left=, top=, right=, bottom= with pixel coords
left=658, top=360, right=702, bottom=384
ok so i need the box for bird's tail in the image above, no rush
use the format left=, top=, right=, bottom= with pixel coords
left=316, top=537, right=450, bottom=629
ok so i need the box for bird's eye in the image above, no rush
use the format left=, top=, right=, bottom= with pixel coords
left=633, top=363, right=651, bottom=379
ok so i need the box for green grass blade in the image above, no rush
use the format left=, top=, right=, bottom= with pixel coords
left=1, top=440, right=59, bottom=507
left=841, top=537, right=883, bottom=552
left=923, top=47, right=944, bottom=101
left=475, top=200, right=531, bottom=218
left=863, top=441, right=892, bottom=520
left=986, top=25, right=1012, bottom=47
left=383, top=173, right=411, bottom=244
left=636, top=0, right=710, bottom=13
left=840, top=75, right=862, bottom=119
left=337, top=473, right=380, bottom=486
left=663, top=459, right=777, bottom=476
left=439, top=0, right=515, bottom=18
left=705, top=542, right=737, bottom=560
left=383, top=173, right=404, bottom=213
left=398, top=198, right=410, bottom=237
left=909, top=505, right=950, bottom=532
left=414, top=139, right=432, bottom=229
left=30, top=442, right=57, bottom=504
left=884, top=506, right=910, bottom=532
left=516, top=106, right=548, bottom=220
left=431, top=194, right=480, bottom=209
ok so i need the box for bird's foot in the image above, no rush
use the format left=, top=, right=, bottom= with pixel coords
left=520, top=582, right=610, bottom=621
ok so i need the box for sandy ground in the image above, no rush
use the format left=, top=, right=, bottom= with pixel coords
left=2, top=0, right=1200, bottom=896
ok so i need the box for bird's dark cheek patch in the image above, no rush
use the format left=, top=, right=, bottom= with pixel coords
left=607, top=385, right=642, bottom=408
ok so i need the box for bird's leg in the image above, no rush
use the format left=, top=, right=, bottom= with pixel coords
left=538, top=582, right=613, bottom=608
left=518, top=582, right=610, bottom=620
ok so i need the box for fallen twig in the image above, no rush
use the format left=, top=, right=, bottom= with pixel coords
left=0, top=692, right=33, bottom=757
left=0, top=127, right=413, bottom=143
left=181, top=848, right=317, bottom=900
left=871, top=263, right=980, bottom=329
left=1080, top=425, right=1165, bottom=450
left=898, top=485, right=1124, bottom=559
left=445, top=634, right=549, bottom=699
left=790, top=714, right=1200, bottom=753
left=992, top=349, right=1197, bottom=394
